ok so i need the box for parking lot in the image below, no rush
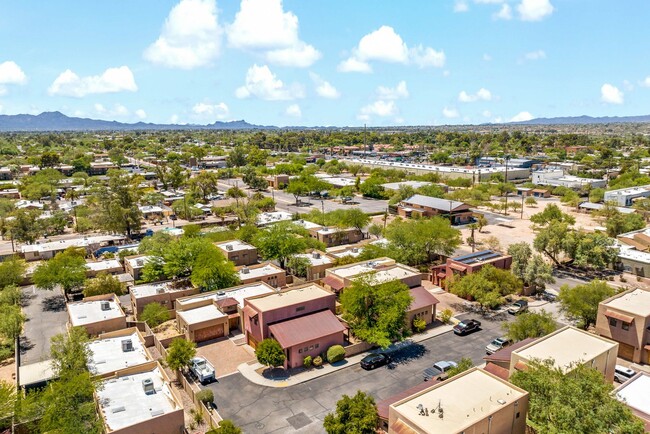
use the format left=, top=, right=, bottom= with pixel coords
left=203, top=316, right=509, bottom=433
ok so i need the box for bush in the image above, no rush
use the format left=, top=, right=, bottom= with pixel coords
left=140, top=302, right=170, bottom=328
left=439, top=308, right=453, bottom=324
left=326, top=345, right=346, bottom=364
left=412, top=317, right=427, bottom=333
left=312, top=356, right=323, bottom=367
left=303, top=355, right=312, bottom=368
left=196, top=389, right=214, bottom=404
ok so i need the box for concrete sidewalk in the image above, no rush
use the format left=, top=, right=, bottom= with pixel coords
left=237, top=324, right=454, bottom=388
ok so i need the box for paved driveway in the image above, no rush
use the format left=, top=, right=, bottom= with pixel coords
left=19, top=285, right=68, bottom=365
left=196, top=337, right=256, bottom=378
left=204, top=317, right=507, bottom=433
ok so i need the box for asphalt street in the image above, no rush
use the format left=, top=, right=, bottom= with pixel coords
left=204, top=316, right=509, bottom=433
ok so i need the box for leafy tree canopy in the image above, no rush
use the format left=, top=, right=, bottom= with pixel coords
left=558, top=280, right=616, bottom=329
left=502, top=310, right=558, bottom=342
left=323, top=391, right=378, bottom=434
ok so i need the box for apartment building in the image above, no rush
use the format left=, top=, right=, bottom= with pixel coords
left=237, top=262, right=287, bottom=288
left=215, top=239, right=258, bottom=266
left=130, top=280, right=199, bottom=317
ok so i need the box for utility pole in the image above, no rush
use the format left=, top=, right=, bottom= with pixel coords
left=504, top=155, right=510, bottom=215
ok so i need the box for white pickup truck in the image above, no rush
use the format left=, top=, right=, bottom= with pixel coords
left=189, top=357, right=215, bottom=384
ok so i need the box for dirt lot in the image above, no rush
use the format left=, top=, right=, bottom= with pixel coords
left=0, top=360, right=15, bottom=384
left=196, top=338, right=256, bottom=378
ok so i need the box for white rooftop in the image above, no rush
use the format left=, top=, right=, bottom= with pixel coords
left=131, top=281, right=193, bottom=298
left=21, top=234, right=125, bottom=254
left=615, top=373, right=650, bottom=417
left=177, top=304, right=226, bottom=325
left=617, top=245, right=650, bottom=265
left=392, top=369, right=527, bottom=433
left=239, top=263, right=284, bottom=280
left=86, top=259, right=122, bottom=272
left=294, top=219, right=323, bottom=230
left=514, top=327, right=617, bottom=372
left=296, top=252, right=333, bottom=266
left=125, top=255, right=153, bottom=268
left=327, top=246, right=363, bottom=258
left=96, top=366, right=180, bottom=432
left=216, top=240, right=256, bottom=253
left=257, top=211, right=293, bottom=226
left=381, top=180, right=432, bottom=191
left=68, top=298, right=124, bottom=326
left=176, top=283, right=275, bottom=309
left=604, top=289, right=650, bottom=317
left=87, top=331, right=150, bottom=376
left=344, top=158, right=520, bottom=174
left=329, top=258, right=403, bottom=280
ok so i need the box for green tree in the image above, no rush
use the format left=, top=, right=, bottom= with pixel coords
left=530, top=204, right=575, bottom=226
left=188, top=171, right=219, bottom=200
left=226, top=185, right=247, bottom=207
left=568, top=231, right=618, bottom=269
left=0, top=256, right=26, bottom=288
left=49, top=327, right=91, bottom=376
left=508, top=242, right=532, bottom=282
left=0, top=380, right=16, bottom=429
left=533, top=220, right=571, bottom=266
left=384, top=217, right=461, bottom=266
left=255, top=338, right=286, bottom=368
left=367, top=223, right=383, bottom=239
left=605, top=210, right=645, bottom=237
left=525, top=196, right=538, bottom=207
left=82, top=273, right=125, bottom=297
left=446, top=357, right=474, bottom=378
left=32, top=247, right=87, bottom=297
left=226, top=145, right=248, bottom=167
left=558, top=280, right=616, bottom=329
left=502, top=310, right=558, bottom=342
left=329, top=208, right=370, bottom=234
left=286, top=179, right=310, bottom=205
left=140, top=302, right=170, bottom=327
left=340, top=274, right=413, bottom=348
left=7, top=208, right=42, bottom=243
left=450, top=265, right=522, bottom=308
left=207, top=420, right=243, bottom=434
left=589, top=188, right=605, bottom=203
left=323, top=391, right=378, bottom=434
left=253, top=221, right=311, bottom=268
left=286, top=255, right=311, bottom=279
left=510, top=360, right=645, bottom=434
left=165, top=338, right=197, bottom=373
left=523, top=254, right=554, bottom=292
left=91, top=169, right=143, bottom=238
left=190, top=243, right=240, bottom=290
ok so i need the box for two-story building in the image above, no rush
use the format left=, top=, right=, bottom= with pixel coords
left=215, top=240, right=258, bottom=266
left=130, top=280, right=199, bottom=318
left=595, top=288, right=650, bottom=364
left=290, top=250, right=335, bottom=281
left=237, top=262, right=286, bottom=288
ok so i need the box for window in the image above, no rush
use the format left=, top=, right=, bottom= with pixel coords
left=309, top=345, right=314, bottom=350
left=298, top=348, right=303, bottom=354
left=232, top=255, right=239, bottom=260
left=296, top=306, right=305, bottom=312
left=609, top=317, right=617, bottom=327
left=622, top=322, right=630, bottom=331
left=516, top=412, right=520, bottom=419
left=315, top=343, right=319, bottom=349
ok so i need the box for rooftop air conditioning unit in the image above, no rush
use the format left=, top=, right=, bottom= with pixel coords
left=156, top=287, right=165, bottom=294
left=352, top=248, right=358, bottom=253
left=136, top=259, right=144, bottom=267
left=121, top=339, right=133, bottom=352
left=312, top=252, right=321, bottom=259
left=226, top=244, right=234, bottom=251
left=142, top=378, right=155, bottom=395
left=242, top=267, right=250, bottom=274
left=100, top=301, right=110, bottom=311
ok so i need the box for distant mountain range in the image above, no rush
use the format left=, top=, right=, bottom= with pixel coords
left=509, top=114, right=650, bottom=125
left=2, top=111, right=650, bottom=131
left=0, top=111, right=273, bottom=132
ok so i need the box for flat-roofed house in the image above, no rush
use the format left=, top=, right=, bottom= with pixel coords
left=176, top=304, right=228, bottom=342
left=290, top=250, right=334, bottom=281
left=321, top=258, right=423, bottom=293
left=95, top=361, right=184, bottom=434
left=175, top=282, right=275, bottom=337
left=388, top=368, right=529, bottom=434
left=398, top=195, right=474, bottom=225
left=130, top=280, right=199, bottom=317
left=613, top=372, right=650, bottom=432
left=430, top=250, right=513, bottom=289
left=215, top=240, right=258, bottom=266
left=123, top=255, right=153, bottom=281
left=67, top=294, right=127, bottom=336
left=20, top=234, right=126, bottom=261
left=237, top=262, right=286, bottom=288
left=86, top=259, right=123, bottom=278
left=242, top=284, right=343, bottom=364
left=87, top=328, right=152, bottom=377
left=315, top=226, right=364, bottom=247
left=509, top=326, right=618, bottom=382
left=595, top=288, right=650, bottom=363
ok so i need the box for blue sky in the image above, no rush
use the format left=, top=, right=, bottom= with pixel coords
left=0, top=0, right=649, bottom=127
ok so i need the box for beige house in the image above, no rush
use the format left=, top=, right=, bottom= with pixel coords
left=322, top=257, right=423, bottom=293
left=291, top=250, right=335, bottom=281
left=595, top=288, right=650, bottom=363
left=123, top=255, right=153, bottom=282
left=237, top=262, right=286, bottom=288
left=67, top=294, right=127, bottom=336
left=85, top=259, right=123, bottom=278
left=95, top=361, right=184, bottom=434
left=509, top=326, right=618, bottom=383
left=86, top=328, right=153, bottom=377
left=388, top=368, right=529, bottom=434
left=130, top=280, right=199, bottom=317
left=215, top=240, right=258, bottom=266
left=176, top=304, right=229, bottom=342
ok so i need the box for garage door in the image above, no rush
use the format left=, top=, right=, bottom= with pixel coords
left=194, top=324, right=224, bottom=342
left=618, top=342, right=635, bottom=360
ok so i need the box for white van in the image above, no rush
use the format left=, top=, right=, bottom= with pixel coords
left=614, top=365, right=636, bottom=383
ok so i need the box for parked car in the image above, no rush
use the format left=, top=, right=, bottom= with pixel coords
left=485, top=337, right=512, bottom=355
left=360, top=353, right=391, bottom=370
left=453, top=319, right=481, bottom=336
left=189, top=357, right=215, bottom=384
left=614, top=365, right=636, bottom=383
left=423, top=360, right=457, bottom=381
left=507, top=300, right=529, bottom=315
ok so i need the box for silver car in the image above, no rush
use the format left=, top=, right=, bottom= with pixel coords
left=485, top=337, right=512, bottom=355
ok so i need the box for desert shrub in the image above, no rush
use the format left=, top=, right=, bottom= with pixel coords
left=413, top=317, right=427, bottom=333
left=326, top=345, right=346, bottom=363
left=303, top=356, right=312, bottom=368
left=313, top=356, right=323, bottom=367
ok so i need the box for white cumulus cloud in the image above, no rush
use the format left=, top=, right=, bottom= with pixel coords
left=0, top=61, right=27, bottom=85
left=640, top=76, right=650, bottom=87
left=454, top=0, right=469, bottom=12
left=228, top=0, right=320, bottom=68
left=310, top=73, right=340, bottom=99
left=524, top=49, right=546, bottom=60
left=144, top=0, right=222, bottom=69
left=442, top=107, right=460, bottom=119
left=510, top=111, right=534, bottom=122
left=135, top=109, right=147, bottom=120
left=377, top=81, right=409, bottom=100
left=493, top=4, right=512, bottom=20
left=48, top=66, right=137, bottom=97
left=285, top=104, right=302, bottom=117
left=192, top=102, right=230, bottom=119
left=517, top=0, right=554, bottom=21
left=94, top=103, right=130, bottom=118
left=339, top=25, right=445, bottom=72
left=458, top=88, right=492, bottom=102
left=601, top=83, right=624, bottom=104
left=359, top=100, right=398, bottom=118
left=235, top=64, right=304, bottom=100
